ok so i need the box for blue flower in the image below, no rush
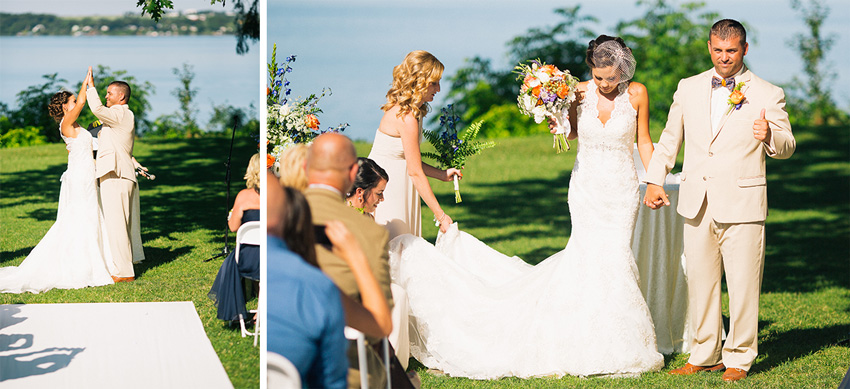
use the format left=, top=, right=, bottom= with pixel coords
left=286, top=55, right=297, bottom=62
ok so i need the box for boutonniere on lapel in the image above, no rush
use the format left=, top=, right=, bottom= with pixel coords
left=726, top=82, right=746, bottom=114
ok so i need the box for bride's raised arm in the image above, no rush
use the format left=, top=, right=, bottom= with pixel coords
left=60, top=68, right=91, bottom=138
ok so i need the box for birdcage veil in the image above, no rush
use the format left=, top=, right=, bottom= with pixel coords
left=591, top=40, right=636, bottom=83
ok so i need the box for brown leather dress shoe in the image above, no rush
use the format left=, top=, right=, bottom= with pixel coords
left=111, top=276, right=135, bottom=283
left=722, top=368, right=747, bottom=382
left=668, top=363, right=726, bottom=375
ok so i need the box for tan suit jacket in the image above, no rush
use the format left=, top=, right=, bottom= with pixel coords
left=305, top=187, right=393, bottom=389
left=86, top=87, right=136, bottom=182
left=304, top=187, right=394, bottom=309
left=645, top=67, right=795, bottom=222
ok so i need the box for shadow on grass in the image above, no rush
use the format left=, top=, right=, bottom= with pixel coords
left=753, top=324, right=849, bottom=373
left=1, top=136, right=257, bottom=264
left=761, top=125, right=850, bottom=293
left=452, top=171, right=573, bottom=262
left=0, top=163, right=66, bottom=210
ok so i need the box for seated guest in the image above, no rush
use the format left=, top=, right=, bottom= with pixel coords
left=278, top=143, right=309, bottom=191
left=345, top=157, right=388, bottom=218
left=343, top=158, right=415, bottom=379
left=304, top=133, right=394, bottom=388
left=208, top=153, right=261, bottom=323
left=267, top=172, right=392, bottom=388
left=267, top=173, right=347, bottom=389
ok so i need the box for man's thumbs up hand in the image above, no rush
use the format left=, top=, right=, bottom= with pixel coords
left=753, top=108, right=770, bottom=143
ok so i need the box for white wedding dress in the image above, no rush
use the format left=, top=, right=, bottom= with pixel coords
left=0, top=121, right=115, bottom=293
left=389, top=82, right=664, bottom=379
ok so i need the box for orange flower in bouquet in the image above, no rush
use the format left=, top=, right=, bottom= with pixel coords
left=304, top=114, right=320, bottom=130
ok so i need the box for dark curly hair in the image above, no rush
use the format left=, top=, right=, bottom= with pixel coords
left=346, top=157, right=389, bottom=199
left=48, top=91, right=73, bottom=122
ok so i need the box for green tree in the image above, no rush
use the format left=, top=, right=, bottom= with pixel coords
left=786, top=0, right=847, bottom=125
left=172, top=63, right=200, bottom=138
left=615, top=0, right=719, bottom=129
left=136, top=0, right=258, bottom=54
left=5, top=73, right=68, bottom=143
left=442, top=6, right=597, bottom=138
left=209, top=102, right=258, bottom=139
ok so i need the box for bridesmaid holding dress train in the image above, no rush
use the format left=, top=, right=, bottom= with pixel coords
left=368, top=50, right=462, bottom=238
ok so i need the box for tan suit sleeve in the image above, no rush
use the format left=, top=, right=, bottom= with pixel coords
left=86, top=87, right=130, bottom=131
left=645, top=79, right=686, bottom=185
left=763, top=87, right=795, bottom=159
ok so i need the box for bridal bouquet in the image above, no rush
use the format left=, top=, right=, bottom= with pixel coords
left=514, top=59, right=579, bottom=153
left=422, top=105, right=494, bottom=203
left=267, top=44, right=348, bottom=173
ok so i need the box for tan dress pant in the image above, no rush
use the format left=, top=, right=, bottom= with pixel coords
left=684, top=197, right=765, bottom=371
left=99, top=172, right=136, bottom=277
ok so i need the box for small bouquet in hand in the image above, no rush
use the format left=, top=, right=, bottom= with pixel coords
left=514, top=59, right=579, bottom=153
left=422, top=105, right=494, bottom=203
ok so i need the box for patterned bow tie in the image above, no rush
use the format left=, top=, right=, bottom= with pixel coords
left=711, top=76, right=736, bottom=91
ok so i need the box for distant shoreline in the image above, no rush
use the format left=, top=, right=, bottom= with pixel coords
left=0, top=11, right=236, bottom=37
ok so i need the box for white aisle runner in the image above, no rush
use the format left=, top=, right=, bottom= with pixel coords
left=0, top=301, right=233, bottom=388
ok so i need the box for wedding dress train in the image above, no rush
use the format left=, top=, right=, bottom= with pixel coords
left=0, top=122, right=115, bottom=293
left=389, top=82, right=664, bottom=378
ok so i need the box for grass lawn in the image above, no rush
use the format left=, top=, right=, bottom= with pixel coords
left=356, top=125, right=850, bottom=388
left=0, top=136, right=260, bottom=388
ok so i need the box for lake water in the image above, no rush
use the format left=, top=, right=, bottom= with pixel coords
left=0, top=35, right=259, bottom=128
left=270, top=0, right=850, bottom=142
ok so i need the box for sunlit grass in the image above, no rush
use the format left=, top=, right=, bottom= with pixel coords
left=0, top=137, right=260, bottom=387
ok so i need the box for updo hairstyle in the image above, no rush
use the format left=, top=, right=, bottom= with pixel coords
left=585, top=35, right=636, bottom=83
left=346, top=157, right=389, bottom=199
left=48, top=91, right=73, bottom=122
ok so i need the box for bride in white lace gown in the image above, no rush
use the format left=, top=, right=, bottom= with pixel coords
left=389, top=36, right=664, bottom=379
left=0, top=70, right=116, bottom=294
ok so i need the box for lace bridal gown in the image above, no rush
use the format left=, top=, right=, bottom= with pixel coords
left=389, top=82, right=664, bottom=379
left=0, top=121, right=115, bottom=293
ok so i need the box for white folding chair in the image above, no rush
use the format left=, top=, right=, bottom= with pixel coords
left=235, top=221, right=261, bottom=345
left=344, top=327, right=391, bottom=389
left=267, top=352, right=301, bottom=389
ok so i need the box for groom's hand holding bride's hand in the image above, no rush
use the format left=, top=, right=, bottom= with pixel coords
left=643, top=183, right=670, bottom=210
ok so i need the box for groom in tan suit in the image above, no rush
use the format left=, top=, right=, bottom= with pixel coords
left=86, top=69, right=137, bottom=282
left=644, top=19, right=795, bottom=381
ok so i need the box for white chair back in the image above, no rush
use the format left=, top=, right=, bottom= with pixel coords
left=267, top=352, right=301, bottom=389
left=235, top=221, right=261, bottom=264
left=235, top=221, right=262, bottom=346
left=344, top=327, right=391, bottom=389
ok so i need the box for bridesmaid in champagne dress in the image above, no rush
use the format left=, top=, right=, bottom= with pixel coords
left=368, top=50, right=462, bottom=238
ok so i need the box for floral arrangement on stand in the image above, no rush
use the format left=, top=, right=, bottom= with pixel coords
left=514, top=59, right=579, bottom=153
left=422, top=104, right=495, bottom=203
left=267, top=43, right=348, bottom=173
